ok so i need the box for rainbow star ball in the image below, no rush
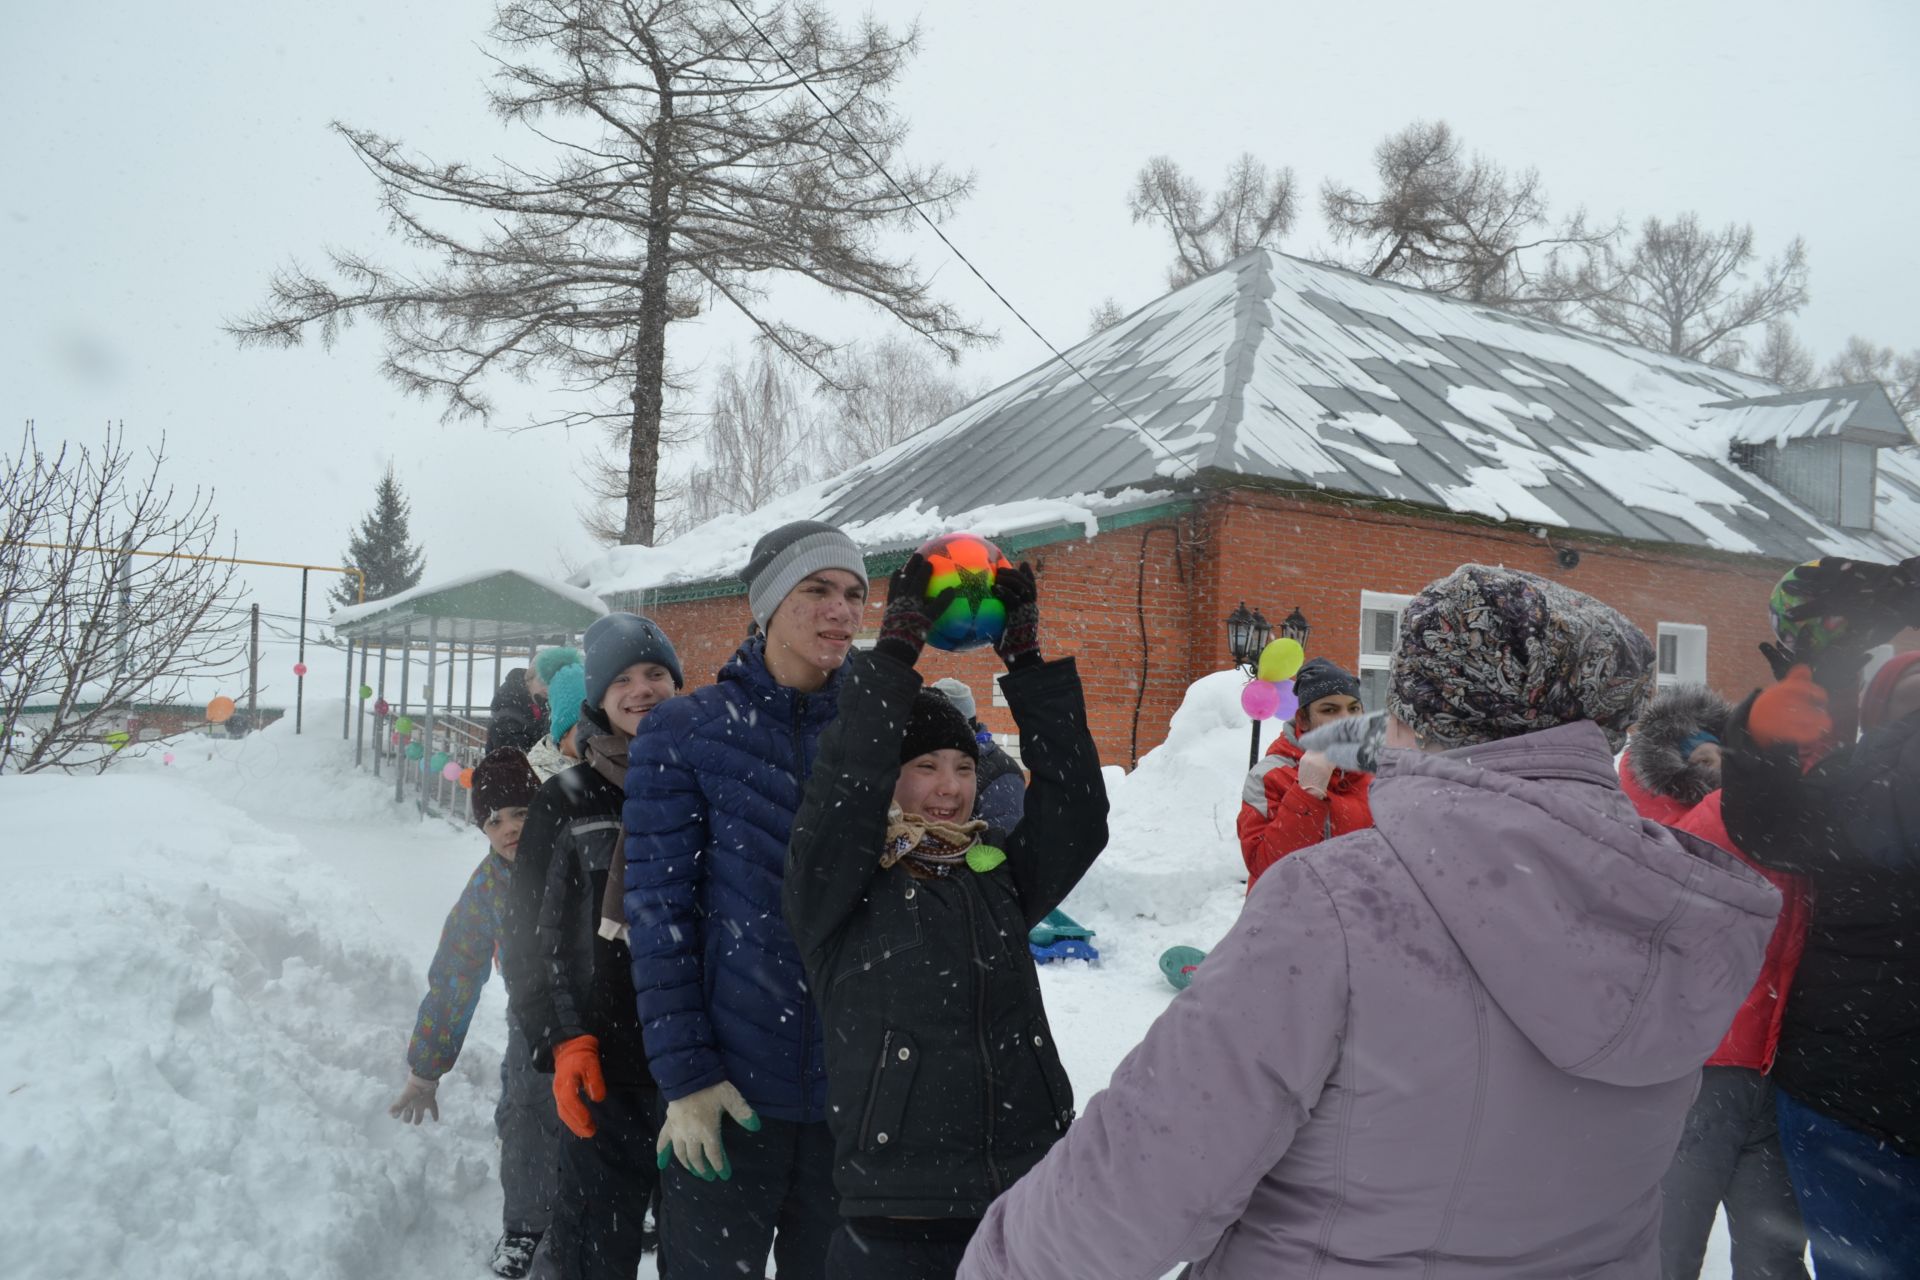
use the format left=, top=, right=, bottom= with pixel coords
left=917, top=532, right=1015, bottom=653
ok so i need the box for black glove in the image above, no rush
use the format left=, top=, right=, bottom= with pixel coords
left=992, top=562, right=1041, bottom=670
left=873, top=555, right=953, bottom=668
left=1782, top=556, right=1920, bottom=642
left=1758, top=641, right=1797, bottom=682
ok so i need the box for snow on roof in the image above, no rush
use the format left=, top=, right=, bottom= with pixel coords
left=574, top=249, right=1918, bottom=597
left=329, top=568, right=608, bottom=629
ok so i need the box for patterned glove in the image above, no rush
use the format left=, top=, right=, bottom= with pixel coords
left=1298, top=710, right=1388, bottom=774
left=656, top=1079, right=760, bottom=1181
left=874, top=554, right=955, bottom=668
left=992, top=562, right=1041, bottom=670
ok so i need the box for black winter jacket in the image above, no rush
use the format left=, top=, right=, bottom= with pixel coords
left=1723, top=707, right=1920, bottom=1154
left=784, top=651, right=1110, bottom=1218
left=487, top=668, right=549, bottom=754
left=507, top=735, right=652, bottom=1084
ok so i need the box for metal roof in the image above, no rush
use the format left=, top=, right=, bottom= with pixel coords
left=811, top=249, right=1916, bottom=562
left=329, top=569, right=607, bottom=644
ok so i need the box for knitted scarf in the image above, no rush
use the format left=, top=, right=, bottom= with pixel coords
left=882, top=805, right=1002, bottom=878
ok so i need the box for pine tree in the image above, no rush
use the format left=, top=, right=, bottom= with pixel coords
left=333, top=466, right=425, bottom=607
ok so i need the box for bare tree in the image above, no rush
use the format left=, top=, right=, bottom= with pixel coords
left=673, top=345, right=818, bottom=529
left=1087, top=297, right=1126, bottom=335
left=1749, top=320, right=1816, bottom=390
left=1823, top=336, right=1920, bottom=418
left=230, top=0, right=990, bottom=546
left=1131, top=154, right=1297, bottom=289
left=1, top=424, right=245, bottom=774
left=1322, top=120, right=1614, bottom=312
left=1567, top=213, right=1809, bottom=365
left=816, top=335, right=976, bottom=473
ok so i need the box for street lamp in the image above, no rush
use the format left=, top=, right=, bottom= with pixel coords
left=1228, top=602, right=1278, bottom=766
left=1281, top=607, right=1311, bottom=646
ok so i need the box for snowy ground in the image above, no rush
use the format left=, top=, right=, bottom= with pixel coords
left=0, top=680, right=1735, bottom=1279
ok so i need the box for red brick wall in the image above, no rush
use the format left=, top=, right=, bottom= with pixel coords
left=629, top=490, right=1817, bottom=768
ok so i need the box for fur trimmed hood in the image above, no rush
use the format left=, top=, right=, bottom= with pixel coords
left=1628, top=684, right=1733, bottom=806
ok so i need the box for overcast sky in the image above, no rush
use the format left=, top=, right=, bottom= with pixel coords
left=5, top=0, right=1916, bottom=636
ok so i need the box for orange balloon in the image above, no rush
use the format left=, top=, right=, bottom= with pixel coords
left=458, top=768, right=475, bottom=790
left=207, top=696, right=237, bottom=724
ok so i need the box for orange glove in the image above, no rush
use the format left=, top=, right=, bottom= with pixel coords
left=1749, top=666, right=1832, bottom=749
left=552, top=1035, right=606, bottom=1139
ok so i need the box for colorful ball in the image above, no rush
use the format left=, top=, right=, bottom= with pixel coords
left=917, top=532, right=1014, bottom=653
left=1257, top=638, right=1305, bottom=682
left=429, top=751, right=450, bottom=772
left=105, top=730, right=130, bottom=751
left=394, top=715, right=414, bottom=735
left=405, top=742, right=424, bottom=761
left=374, top=698, right=390, bottom=717
left=1769, top=561, right=1851, bottom=656
left=206, top=696, right=236, bottom=724
left=292, top=662, right=308, bottom=677
left=360, top=685, right=374, bottom=700
left=458, top=768, right=474, bottom=790
left=1240, top=680, right=1282, bottom=720
left=163, top=752, right=175, bottom=765
left=441, top=760, right=463, bottom=781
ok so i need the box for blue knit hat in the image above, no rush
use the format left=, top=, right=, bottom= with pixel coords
left=584, top=613, right=684, bottom=711
left=547, top=663, right=587, bottom=746
left=534, top=646, right=583, bottom=685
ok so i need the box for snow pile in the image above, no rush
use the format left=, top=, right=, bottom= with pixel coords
left=0, top=742, right=510, bottom=1279
left=1060, top=670, right=1258, bottom=931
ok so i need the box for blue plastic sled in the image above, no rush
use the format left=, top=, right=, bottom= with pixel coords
left=1029, top=909, right=1099, bottom=964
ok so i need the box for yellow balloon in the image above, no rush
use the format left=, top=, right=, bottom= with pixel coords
left=1257, top=637, right=1305, bottom=682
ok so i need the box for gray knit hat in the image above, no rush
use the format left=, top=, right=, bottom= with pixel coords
left=1387, top=564, right=1654, bottom=752
left=929, top=677, right=977, bottom=722
left=743, top=520, right=869, bottom=629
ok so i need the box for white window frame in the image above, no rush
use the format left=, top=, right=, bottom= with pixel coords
left=1655, top=622, right=1709, bottom=688
left=1355, top=591, right=1413, bottom=715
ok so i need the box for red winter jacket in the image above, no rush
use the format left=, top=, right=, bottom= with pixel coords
left=1665, top=791, right=1811, bottom=1072
left=1236, top=731, right=1373, bottom=892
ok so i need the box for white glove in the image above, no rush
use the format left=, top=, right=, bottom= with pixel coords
left=655, top=1080, right=759, bottom=1180
left=388, top=1072, right=440, bottom=1124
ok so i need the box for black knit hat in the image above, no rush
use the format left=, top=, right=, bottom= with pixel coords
left=900, top=689, right=980, bottom=764
left=1293, top=657, right=1362, bottom=710
left=471, top=746, right=540, bottom=828
left=584, top=612, right=684, bottom=709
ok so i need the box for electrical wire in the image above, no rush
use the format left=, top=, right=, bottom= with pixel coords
left=722, top=0, right=1199, bottom=482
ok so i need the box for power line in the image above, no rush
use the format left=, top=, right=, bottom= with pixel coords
left=722, top=0, right=1199, bottom=483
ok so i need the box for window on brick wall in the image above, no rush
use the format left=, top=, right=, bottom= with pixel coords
left=1357, top=591, right=1413, bottom=713
left=993, top=732, right=1023, bottom=766
left=1656, top=623, right=1708, bottom=687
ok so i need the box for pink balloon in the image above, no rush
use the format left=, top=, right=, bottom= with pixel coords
left=293, top=662, right=308, bottom=677
left=1273, top=680, right=1299, bottom=721
left=1240, top=680, right=1282, bottom=720
left=441, top=760, right=463, bottom=781
left=390, top=730, right=404, bottom=745
left=163, top=752, right=175, bottom=765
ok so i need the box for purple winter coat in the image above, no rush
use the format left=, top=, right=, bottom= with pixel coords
left=959, top=721, right=1780, bottom=1279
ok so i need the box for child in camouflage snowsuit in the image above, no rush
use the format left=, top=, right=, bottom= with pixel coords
left=387, top=746, right=560, bottom=1279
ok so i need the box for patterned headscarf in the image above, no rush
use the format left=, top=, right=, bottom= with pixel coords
left=1387, top=565, right=1654, bottom=752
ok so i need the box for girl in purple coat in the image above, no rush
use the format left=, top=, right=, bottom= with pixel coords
left=959, top=566, right=1782, bottom=1280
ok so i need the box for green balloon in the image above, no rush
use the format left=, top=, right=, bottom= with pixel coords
left=429, top=751, right=450, bottom=771
left=395, top=716, right=415, bottom=734
left=106, top=731, right=131, bottom=750
left=359, top=685, right=374, bottom=699
left=405, top=742, right=425, bottom=760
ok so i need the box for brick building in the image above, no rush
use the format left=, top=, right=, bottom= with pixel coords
left=575, top=250, right=1918, bottom=767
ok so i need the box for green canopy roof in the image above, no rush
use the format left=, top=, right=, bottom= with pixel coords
left=329, top=569, right=607, bottom=645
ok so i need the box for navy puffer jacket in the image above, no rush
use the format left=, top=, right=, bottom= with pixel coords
left=623, top=637, right=842, bottom=1122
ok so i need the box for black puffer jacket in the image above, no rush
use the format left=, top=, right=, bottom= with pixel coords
left=1723, top=706, right=1920, bottom=1154
left=784, top=651, right=1109, bottom=1219
left=506, top=733, right=650, bottom=1084
left=487, top=668, right=548, bottom=754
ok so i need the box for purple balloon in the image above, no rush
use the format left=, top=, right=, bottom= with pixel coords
left=1274, top=680, right=1299, bottom=721
left=1240, top=679, right=1282, bottom=720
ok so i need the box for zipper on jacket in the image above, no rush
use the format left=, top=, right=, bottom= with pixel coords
left=960, top=876, right=1005, bottom=1193
left=790, top=685, right=820, bottom=1099
left=855, top=1029, right=895, bottom=1149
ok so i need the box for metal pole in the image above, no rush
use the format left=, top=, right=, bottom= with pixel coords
left=492, top=642, right=503, bottom=741
left=422, top=617, right=438, bottom=819
left=1248, top=720, right=1262, bottom=770
left=374, top=644, right=388, bottom=778
left=443, top=628, right=454, bottom=716
left=395, top=636, right=410, bottom=805
left=464, top=622, right=475, bottom=718
left=341, top=637, right=353, bottom=739
left=355, top=642, right=369, bottom=767
left=248, top=605, right=260, bottom=730
left=295, top=568, right=308, bottom=734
